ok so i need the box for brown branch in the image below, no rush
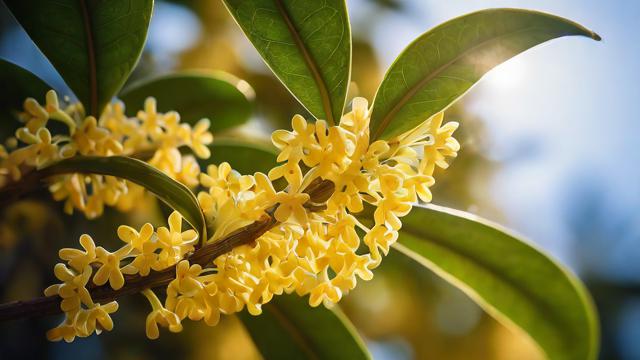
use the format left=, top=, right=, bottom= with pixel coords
left=0, top=179, right=334, bottom=322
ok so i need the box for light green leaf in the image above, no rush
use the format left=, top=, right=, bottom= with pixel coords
left=370, top=8, right=600, bottom=139
left=239, top=294, right=370, bottom=360
left=204, top=139, right=278, bottom=175
left=5, top=0, right=153, bottom=116
left=120, top=71, right=255, bottom=132
left=0, top=59, right=51, bottom=136
left=223, top=0, right=351, bottom=125
left=1, top=156, right=206, bottom=238
left=392, top=204, right=599, bottom=360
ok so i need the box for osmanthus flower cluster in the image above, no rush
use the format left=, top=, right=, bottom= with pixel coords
left=41, top=97, right=460, bottom=341
left=45, top=212, right=198, bottom=341
left=0, top=91, right=213, bottom=218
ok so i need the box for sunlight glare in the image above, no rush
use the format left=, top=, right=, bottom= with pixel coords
left=483, top=55, right=528, bottom=91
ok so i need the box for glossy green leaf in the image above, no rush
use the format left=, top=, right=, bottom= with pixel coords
left=0, top=59, right=51, bottom=136
left=5, top=0, right=153, bottom=116
left=239, top=294, right=370, bottom=360
left=370, top=9, right=600, bottom=139
left=392, top=204, right=599, bottom=360
left=204, top=139, right=278, bottom=175
left=223, top=0, right=351, bottom=125
left=120, top=71, right=255, bottom=132
left=5, top=156, right=206, bottom=238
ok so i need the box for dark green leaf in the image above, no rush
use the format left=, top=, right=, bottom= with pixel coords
left=120, top=71, right=254, bottom=132
left=1, top=156, right=206, bottom=238
left=223, top=0, right=351, bottom=125
left=239, top=294, right=370, bottom=360
left=0, top=59, right=51, bottom=137
left=204, top=139, right=278, bottom=175
left=370, top=9, right=600, bottom=139
left=392, top=204, right=599, bottom=360
left=5, top=0, right=153, bottom=116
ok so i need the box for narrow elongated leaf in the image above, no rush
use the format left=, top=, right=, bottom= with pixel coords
left=392, top=204, right=598, bottom=360
left=239, top=294, right=370, bottom=360
left=223, top=0, right=351, bottom=125
left=370, top=9, right=600, bottom=139
left=0, top=59, right=51, bottom=136
left=204, top=139, right=278, bottom=175
left=5, top=0, right=153, bottom=116
left=120, top=72, right=254, bottom=132
left=1, top=156, right=205, bottom=238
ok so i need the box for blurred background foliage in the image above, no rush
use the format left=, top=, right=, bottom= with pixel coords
left=0, top=0, right=637, bottom=359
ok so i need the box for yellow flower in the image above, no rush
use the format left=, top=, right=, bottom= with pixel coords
left=59, top=234, right=97, bottom=272
left=200, top=162, right=254, bottom=199
left=2, top=91, right=212, bottom=219
left=145, top=307, right=183, bottom=340
left=22, top=97, right=49, bottom=133
left=176, top=155, right=201, bottom=188
left=149, top=147, right=182, bottom=174
left=46, top=318, right=77, bottom=343
left=49, top=174, right=87, bottom=215
left=71, top=116, right=110, bottom=155
left=274, top=191, right=310, bottom=224
left=190, top=118, right=214, bottom=158
left=0, top=146, right=30, bottom=181
left=165, top=261, right=207, bottom=320
left=93, top=246, right=130, bottom=290
left=75, top=301, right=119, bottom=336
left=122, top=241, right=159, bottom=276
left=169, top=260, right=203, bottom=296
left=137, top=97, right=164, bottom=139
left=200, top=162, right=232, bottom=195
left=404, top=173, right=435, bottom=203
left=419, top=112, right=460, bottom=175
left=15, top=127, right=59, bottom=168
left=44, top=264, right=93, bottom=312
left=309, top=279, right=342, bottom=307
left=118, top=222, right=154, bottom=251
left=272, top=114, right=318, bottom=164
left=156, top=211, right=198, bottom=268
left=143, top=289, right=183, bottom=339
left=363, top=225, right=398, bottom=266
left=268, top=160, right=303, bottom=191
left=44, top=90, right=76, bottom=132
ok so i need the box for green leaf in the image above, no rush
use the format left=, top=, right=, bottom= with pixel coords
left=2, top=156, right=206, bottom=239
left=392, top=204, right=599, bottom=360
left=0, top=59, right=51, bottom=136
left=223, top=0, right=351, bottom=125
left=5, top=0, right=153, bottom=116
left=239, top=294, right=370, bottom=360
left=204, top=139, right=278, bottom=175
left=370, top=8, right=600, bottom=139
left=119, top=71, right=255, bottom=132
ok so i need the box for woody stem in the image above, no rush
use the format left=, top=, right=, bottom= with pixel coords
left=0, top=179, right=334, bottom=322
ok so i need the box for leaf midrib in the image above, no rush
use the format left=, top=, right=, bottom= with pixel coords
left=79, top=0, right=98, bottom=116
left=372, top=25, right=543, bottom=140
left=273, top=0, right=334, bottom=125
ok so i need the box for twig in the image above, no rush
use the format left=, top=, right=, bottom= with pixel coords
left=0, top=179, right=334, bottom=322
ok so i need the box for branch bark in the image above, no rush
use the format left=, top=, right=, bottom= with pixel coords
left=0, top=179, right=334, bottom=322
